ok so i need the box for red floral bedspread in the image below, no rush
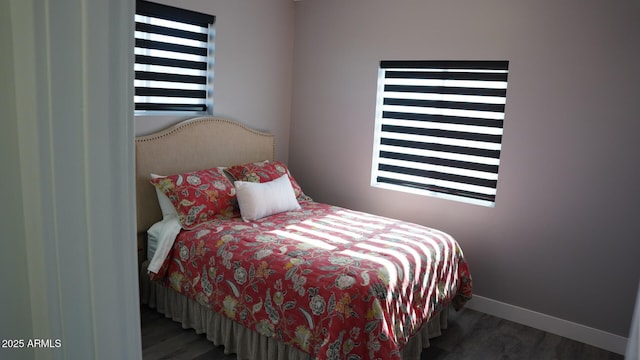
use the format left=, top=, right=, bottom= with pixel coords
left=151, top=201, right=472, bottom=360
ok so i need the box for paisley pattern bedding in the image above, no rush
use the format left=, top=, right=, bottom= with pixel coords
left=150, top=201, right=472, bottom=360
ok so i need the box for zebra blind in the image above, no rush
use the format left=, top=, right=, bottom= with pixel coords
left=372, top=60, right=509, bottom=206
left=135, top=0, right=215, bottom=112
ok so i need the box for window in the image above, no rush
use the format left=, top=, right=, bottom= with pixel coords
left=371, top=60, right=509, bottom=207
left=135, top=0, right=215, bottom=113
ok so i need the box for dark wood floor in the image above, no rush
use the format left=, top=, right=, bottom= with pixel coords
left=140, top=305, right=623, bottom=360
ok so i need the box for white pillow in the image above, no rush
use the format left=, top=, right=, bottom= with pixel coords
left=235, top=174, right=301, bottom=221
left=150, top=173, right=178, bottom=218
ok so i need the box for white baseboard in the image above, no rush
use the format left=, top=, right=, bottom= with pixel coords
left=465, top=295, right=628, bottom=355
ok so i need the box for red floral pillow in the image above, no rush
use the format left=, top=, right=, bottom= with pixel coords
left=225, top=160, right=311, bottom=201
left=150, top=167, right=239, bottom=229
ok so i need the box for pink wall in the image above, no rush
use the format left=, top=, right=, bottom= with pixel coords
left=290, top=0, right=640, bottom=337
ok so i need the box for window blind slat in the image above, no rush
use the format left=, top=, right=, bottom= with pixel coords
left=135, top=103, right=207, bottom=112
left=382, top=112, right=503, bottom=128
left=135, top=71, right=206, bottom=85
left=135, top=22, right=208, bottom=42
left=379, top=151, right=499, bottom=174
left=384, top=84, right=507, bottom=97
left=376, top=177, right=496, bottom=203
left=135, top=39, right=207, bottom=57
left=380, top=138, right=500, bottom=159
left=380, top=60, right=508, bottom=70
left=377, top=171, right=496, bottom=196
left=135, top=87, right=206, bottom=99
left=135, top=55, right=207, bottom=71
left=381, top=124, right=502, bottom=144
left=136, top=0, right=215, bottom=27
left=379, top=161, right=499, bottom=187
left=383, top=98, right=505, bottom=113
left=384, top=71, right=508, bottom=82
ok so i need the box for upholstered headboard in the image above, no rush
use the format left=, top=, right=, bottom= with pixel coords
left=135, top=117, right=275, bottom=234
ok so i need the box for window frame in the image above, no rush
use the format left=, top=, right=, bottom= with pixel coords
left=134, top=0, right=215, bottom=115
left=371, top=60, right=510, bottom=207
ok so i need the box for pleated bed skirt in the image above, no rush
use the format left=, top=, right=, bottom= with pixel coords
left=140, top=261, right=448, bottom=360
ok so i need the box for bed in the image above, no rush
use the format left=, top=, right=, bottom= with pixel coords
left=137, top=117, right=472, bottom=360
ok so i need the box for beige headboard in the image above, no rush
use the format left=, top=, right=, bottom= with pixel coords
left=135, top=117, right=275, bottom=234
